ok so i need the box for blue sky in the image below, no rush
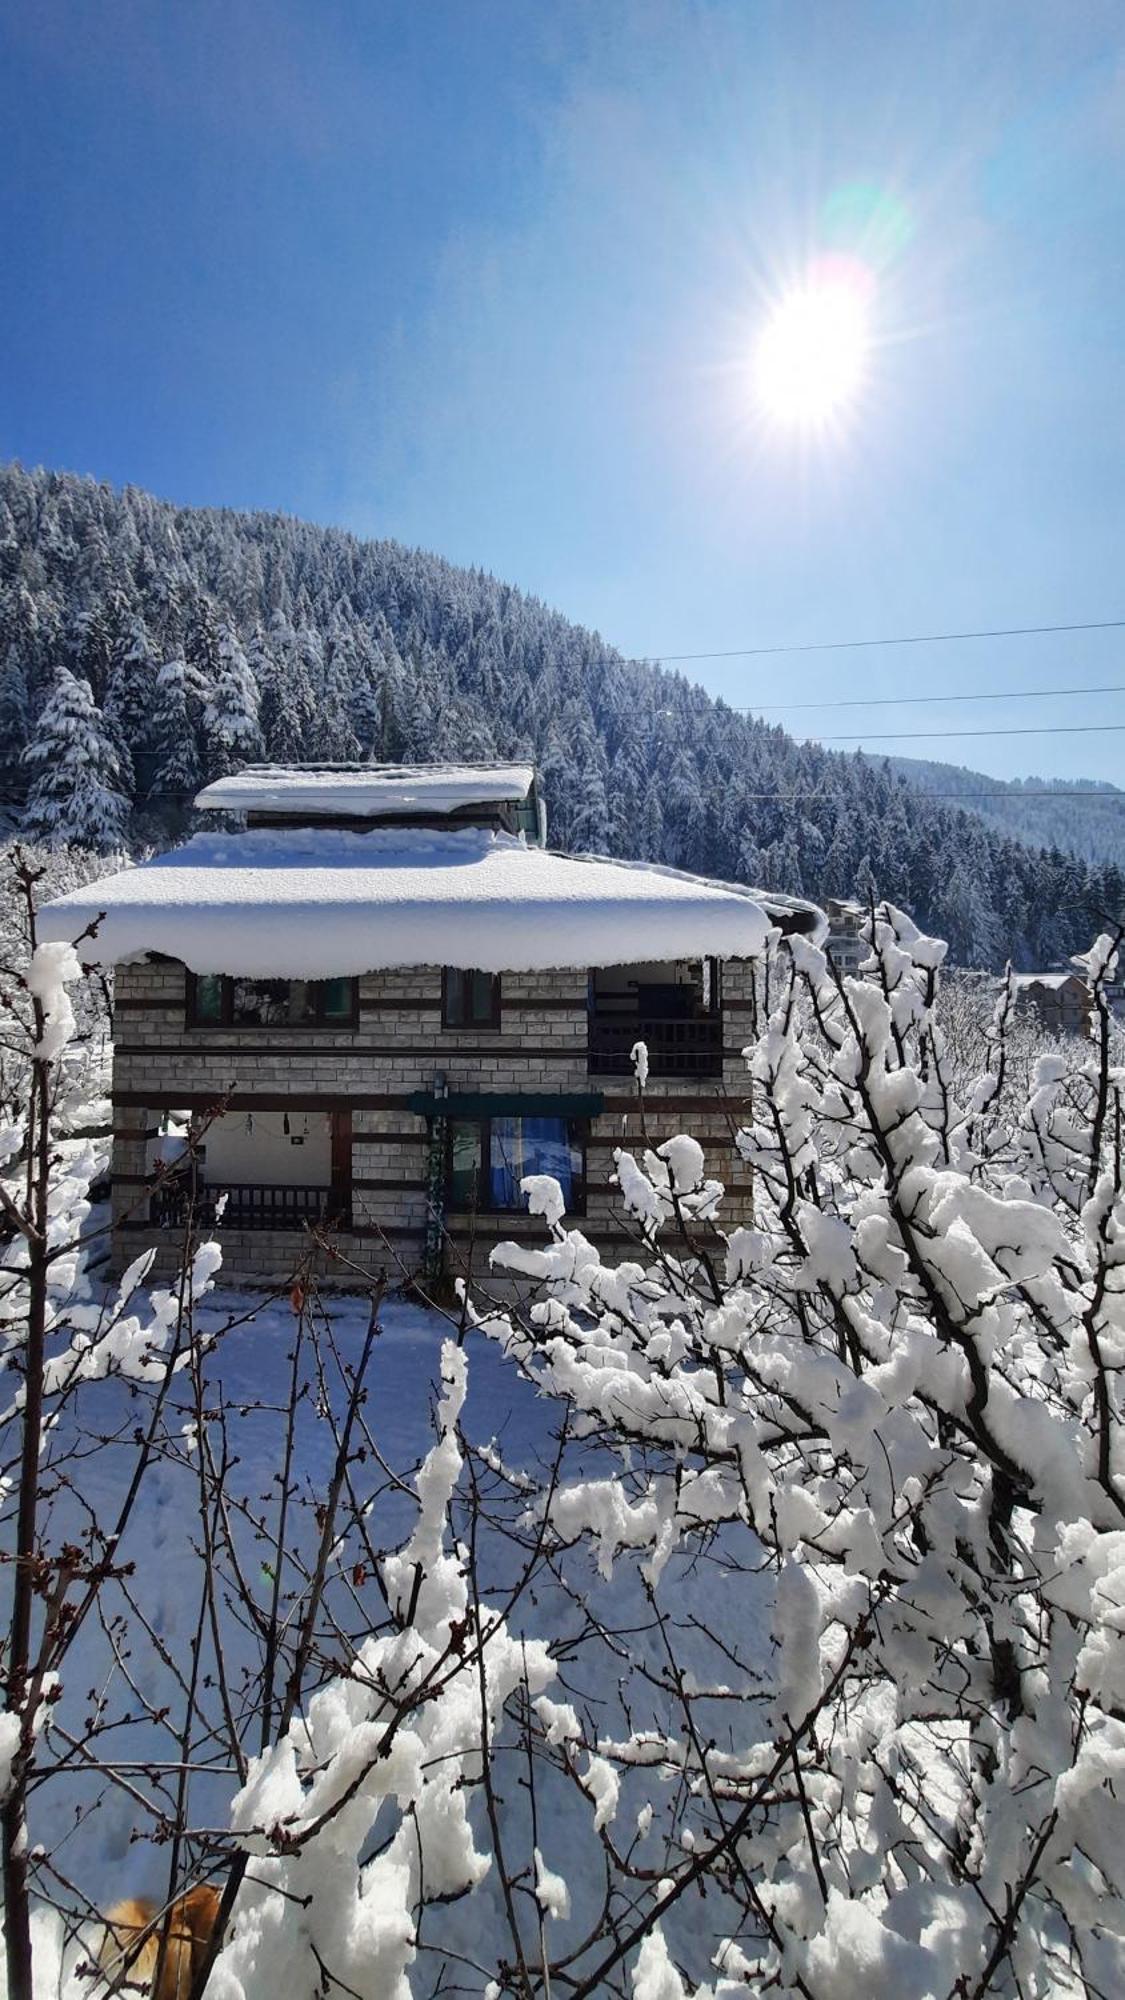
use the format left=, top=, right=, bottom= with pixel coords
left=2, top=0, right=1124, bottom=781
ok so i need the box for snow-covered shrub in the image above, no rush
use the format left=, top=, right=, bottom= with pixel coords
left=206, top=1339, right=559, bottom=2000
left=469, top=907, right=1125, bottom=1997
left=5, top=872, right=1125, bottom=1999
left=0, top=841, right=116, bottom=1133
left=933, top=959, right=1121, bottom=1129
left=0, top=853, right=223, bottom=1996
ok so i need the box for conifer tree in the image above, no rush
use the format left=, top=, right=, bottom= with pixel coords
left=203, top=623, right=263, bottom=776
left=258, top=624, right=317, bottom=763
left=148, top=653, right=203, bottom=805
left=103, top=612, right=160, bottom=800
left=0, top=651, right=31, bottom=792
left=22, top=667, right=131, bottom=849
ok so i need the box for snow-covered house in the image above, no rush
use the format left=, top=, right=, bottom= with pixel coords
left=39, top=763, right=824, bottom=1285
left=824, top=897, right=868, bottom=978
left=1069, top=949, right=1125, bottom=1018
left=1011, top=971, right=1091, bottom=1037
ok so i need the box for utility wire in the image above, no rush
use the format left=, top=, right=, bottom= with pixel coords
left=733, top=681, right=1125, bottom=714
left=2, top=786, right=1114, bottom=804
left=814, top=723, right=1125, bottom=744
left=704, top=790, right=1125, bottom=802
left=658, top=617, right=1125, bottom=663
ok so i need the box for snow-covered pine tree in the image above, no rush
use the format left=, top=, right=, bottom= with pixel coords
left=257, top=618, right=318, bottom=763
left=203, top=622, right=264, bottom=777
left=569, top=758, right=611, bottom=852
left=0, top=651, right=31, bottom=794
left=103, top=612, right=161, bottom=801
left=147, top=653, right=203, bottom=809
left=0, top=500, right=20, bottom=583
left=311, top=622, right=361, bottom=761
left=21, top=667, right=131, bottom=849
left=71, top=589, right=131, bottom=706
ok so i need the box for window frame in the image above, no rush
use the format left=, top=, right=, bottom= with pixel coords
left=441, top=967, right=502, bottom=1032
left=185, top=973, right=359, bottom=1031
left=444, top=1115, right=587, bottom=1216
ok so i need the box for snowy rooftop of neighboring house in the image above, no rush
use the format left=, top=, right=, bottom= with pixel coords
left=1011, top=972, right=1084, bottom=992
left=193, top=762, right=536, bottom=818
left=38, top=826, right=823, bottom=977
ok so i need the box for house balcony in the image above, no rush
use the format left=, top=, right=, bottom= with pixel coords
left=587, top=1013, right=724, bottom=1077
left=151, top=1179, right=351, bottom=1233
left=587, top=961, right=725, bottom=1079
left=587, top=962, right=725, bottom=1079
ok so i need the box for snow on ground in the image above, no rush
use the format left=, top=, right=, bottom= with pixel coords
left=37, top=827, right=776, bottom=975
left=17, top=1285, right=773, bottom=1996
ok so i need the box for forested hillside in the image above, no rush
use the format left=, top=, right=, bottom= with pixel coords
left=891, top=755, right=1125, bottom=868
left=0, top=461, right=1118, bottom=969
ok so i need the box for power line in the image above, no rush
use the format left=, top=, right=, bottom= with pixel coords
left=720, top=790, right=1125, bottom=802
left=733, top=681, right=1125, bottom=714
left=814, top=723, right=1125, bottom=744
left=657, top=617, right=1125, bottom=663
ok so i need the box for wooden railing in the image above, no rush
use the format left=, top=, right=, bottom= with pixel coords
left=151, top=1180, right=351, bottom=1232
left=588, top=1014, right=724, bottom=1078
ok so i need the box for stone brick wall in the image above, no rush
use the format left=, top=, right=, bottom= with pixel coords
left=111, top=958, right=756, bottom=1286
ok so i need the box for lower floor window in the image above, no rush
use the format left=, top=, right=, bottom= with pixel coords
left=447, top=1115, right=586, bottom=1213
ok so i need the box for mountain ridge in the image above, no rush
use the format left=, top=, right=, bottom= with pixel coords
left=890, top=755, right=1125, bottom=869
left=0, top=460, right=1119, bottom=970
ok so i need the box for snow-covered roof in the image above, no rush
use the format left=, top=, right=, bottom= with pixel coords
left=1011, top=972, right=1084, bottom=992
left=37, top=827, right=803, bottom=977
left=193, top=762, right=536, bottom=818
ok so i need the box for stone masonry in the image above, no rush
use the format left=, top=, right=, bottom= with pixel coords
left=111, top=958, right=758, bottom=1286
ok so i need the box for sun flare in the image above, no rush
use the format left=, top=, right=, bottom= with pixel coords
left=754, top=266, right=873, bottom=428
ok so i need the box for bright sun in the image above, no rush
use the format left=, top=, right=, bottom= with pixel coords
left=754, top=267, right=872, bottom=428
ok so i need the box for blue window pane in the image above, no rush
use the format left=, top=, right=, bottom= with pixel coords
left=489, top=1117, right=576, bottom=1210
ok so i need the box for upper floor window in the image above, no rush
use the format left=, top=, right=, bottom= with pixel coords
left=442, top=968, right=501, bottom=1030
left=187, top=975, right=358, bottom=1030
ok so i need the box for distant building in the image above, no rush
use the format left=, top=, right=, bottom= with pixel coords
left=1011, top=972, right=1091, bottom=1037
left=824, top=898, right=868, bottom=978
left=1069, top=952, right=1125, bottom=1017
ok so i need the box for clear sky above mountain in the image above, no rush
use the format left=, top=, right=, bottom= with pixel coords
left=2, top=1, right=1123, bottom=781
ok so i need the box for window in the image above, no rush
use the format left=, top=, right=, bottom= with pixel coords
left=321, top=977, right=356, bottom=1023
left=191, top=973, right=224, bottom=1025
left=186, top=975, right=358, bottom=1029
left=442, top=967, right=501, bottom=1029
left=231, top=979, right=316, bottom=1026
left=446, top=1116, right=585, bottom=1213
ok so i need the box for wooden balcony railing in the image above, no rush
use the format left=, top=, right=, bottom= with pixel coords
left=588, top=1014, right=724, bottom=1078
left=150, top=1180, right=351, bottom=1232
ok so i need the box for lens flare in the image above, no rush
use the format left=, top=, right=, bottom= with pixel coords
left=754, top=255, right=875, bottom=429
left=822, top=182, right=914, bottom=264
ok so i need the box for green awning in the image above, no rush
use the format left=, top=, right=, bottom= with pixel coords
left=407, top=1089, right=605, bottom=1119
